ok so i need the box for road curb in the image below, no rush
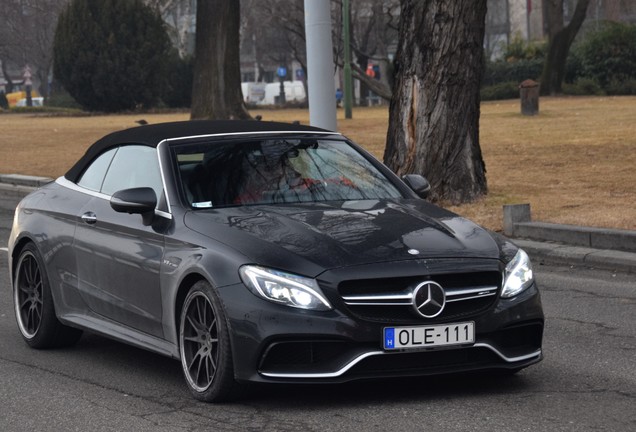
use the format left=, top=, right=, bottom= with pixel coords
left=513, top=221, right=636, bottom=254
left=513, top=239, right=636, bottom=274
left=0, top=175, right=53, bottom=212
left=0, top=174, right=54, bottom=188
left=504, top=203, right=636, bottom=253
left=0, top=183, right=36, bottom=212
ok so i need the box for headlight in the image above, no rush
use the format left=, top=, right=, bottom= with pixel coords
left=501, top=249, right=534, bottom=298
left=239, top=265, right=332, bottom=311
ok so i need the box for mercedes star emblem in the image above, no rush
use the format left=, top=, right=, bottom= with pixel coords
left=412, top=281, right=446, bottom=318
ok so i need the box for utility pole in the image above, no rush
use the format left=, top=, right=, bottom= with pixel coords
left=343, top=0, right=353, bottom=119
left=23, top=66, right=33, bottom=107
left=304, top=0, right=337, bottom=131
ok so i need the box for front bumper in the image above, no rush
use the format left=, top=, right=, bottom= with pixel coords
left=218, top=276, right=544, bottom=384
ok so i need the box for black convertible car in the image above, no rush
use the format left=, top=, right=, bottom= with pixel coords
left=8, top=120, right=543, bottom=401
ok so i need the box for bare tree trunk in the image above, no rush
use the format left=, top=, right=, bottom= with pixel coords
left=191, top=0, right=250, bottom=120
left=1, top=59, right=15, bottom=93
left=383, top=0, right=488, bottom=204
left=540, top=0, right=591, bottom=95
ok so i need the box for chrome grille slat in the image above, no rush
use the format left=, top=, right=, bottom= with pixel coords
left=446, top=292, right=496, bottom=303
left=446, top=286, right=498, bottom=297
left=342, top=286, right=498, bottom=306
left=342, top=292, right=412, bottom=306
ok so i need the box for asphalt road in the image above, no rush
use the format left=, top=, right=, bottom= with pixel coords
left=0, top=208, right=634, bottom=432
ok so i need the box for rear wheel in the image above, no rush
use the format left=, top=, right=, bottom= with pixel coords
left=179, top=280, right=242, bottom=402
left=14, top=243, right=82, bottom=348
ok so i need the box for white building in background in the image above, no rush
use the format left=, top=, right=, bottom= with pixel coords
left=485, top=0, right=545, bottom=58
left=509, top=0, right=544, bottom=41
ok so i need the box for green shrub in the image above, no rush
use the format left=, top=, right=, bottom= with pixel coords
left=480, top=82, right=520, bottom=101
left=503, top=34, right=546, bottom=62
left=47, top=90, right=82, bottom=109
left=565, top=43, right=584, bottom=84
left=8, top=106, right=84, bottom=114
left=11, top=106, right=46, bottom=113
left=577, top=22, right=636, bottom=89
left=482, top=35, right=545, bottom=90
left=53, top=0, right=172, bottom=112
left=483, top=58, right=543, bottom=87
left=562, top=78, right=605, bottom=96
left=161, top=52, right=193, bottom=108
left=605, top=78, right=636, bottom=96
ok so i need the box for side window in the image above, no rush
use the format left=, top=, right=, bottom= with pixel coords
left=101, top=146, right=164, bottom=204
left=77, top=148, right=117, bottom=192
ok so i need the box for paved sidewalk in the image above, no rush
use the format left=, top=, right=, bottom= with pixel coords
left=1, top=174, right=634, bottom=274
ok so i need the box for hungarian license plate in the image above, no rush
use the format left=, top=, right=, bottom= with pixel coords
left=383, top=322, right=475, bottom=350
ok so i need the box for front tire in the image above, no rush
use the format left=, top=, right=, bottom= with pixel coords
left=14, top=243, right=82, bottom=348
left=179, top=280, right=242, bottom=402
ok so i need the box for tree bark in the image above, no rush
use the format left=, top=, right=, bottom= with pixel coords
left=191, top=0, right=250, bottom=120
left=540, top=0, right=591, bottom=95
left=383, top=0, right=488, bottom=204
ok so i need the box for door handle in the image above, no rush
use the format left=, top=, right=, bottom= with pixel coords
left=81, top=212, right=97, bottom=225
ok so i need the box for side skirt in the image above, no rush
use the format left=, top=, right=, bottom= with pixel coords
left=60, top=313, right=180, bottom=359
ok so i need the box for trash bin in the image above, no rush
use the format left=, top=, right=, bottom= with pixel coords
left=519, top=79, right=539, bottom=116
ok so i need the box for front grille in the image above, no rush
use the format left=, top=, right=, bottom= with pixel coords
left=338, top=271, right=501, bottom=324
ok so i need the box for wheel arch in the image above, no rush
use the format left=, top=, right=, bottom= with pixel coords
left=173, top=272, right=208, bottom=341
left=10, top=236, right=37, bottom=283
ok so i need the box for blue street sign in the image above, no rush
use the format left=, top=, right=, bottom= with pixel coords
left=277, top=67, right=287, bottom=78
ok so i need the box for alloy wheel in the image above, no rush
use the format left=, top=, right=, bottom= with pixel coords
left=180, top=292, right=219, bottom=392
left=15, top=251, right=43, bottom=338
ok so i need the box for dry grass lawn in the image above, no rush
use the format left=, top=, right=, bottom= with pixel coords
left=1, top=96, right=635, bottom=232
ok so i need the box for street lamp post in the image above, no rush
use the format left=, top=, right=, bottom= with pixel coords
left=277, top=66, right=287, bottom=105
left=343, top=0, right=353, bottom=119
left=304, top=0, right=337, bottom=131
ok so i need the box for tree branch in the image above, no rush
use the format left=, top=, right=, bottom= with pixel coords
left=351, top=63, right=392, bottom=100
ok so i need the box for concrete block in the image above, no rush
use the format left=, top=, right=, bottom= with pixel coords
left=503, top=204, right=531, bottom=236
left=590, top=229, right=636, bottom=253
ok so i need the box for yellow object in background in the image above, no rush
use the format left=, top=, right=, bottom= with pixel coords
left=6, top=90, right=41, bottom=107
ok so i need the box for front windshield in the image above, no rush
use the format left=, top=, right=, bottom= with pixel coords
left=173, top=138, right=403, bottom=208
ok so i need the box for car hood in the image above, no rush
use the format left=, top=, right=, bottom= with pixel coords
left=184, top=199, right=501, bottom=276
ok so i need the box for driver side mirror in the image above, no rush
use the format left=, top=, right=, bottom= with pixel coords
left=402, top=174, right=431, bottom=199
left=110, top=187, right=157, bottom=226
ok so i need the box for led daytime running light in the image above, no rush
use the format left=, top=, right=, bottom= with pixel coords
left=240, top=265, right=332, bottom=310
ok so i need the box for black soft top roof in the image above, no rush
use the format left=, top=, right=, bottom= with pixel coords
left=65, top=120, right=334, bottom=182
